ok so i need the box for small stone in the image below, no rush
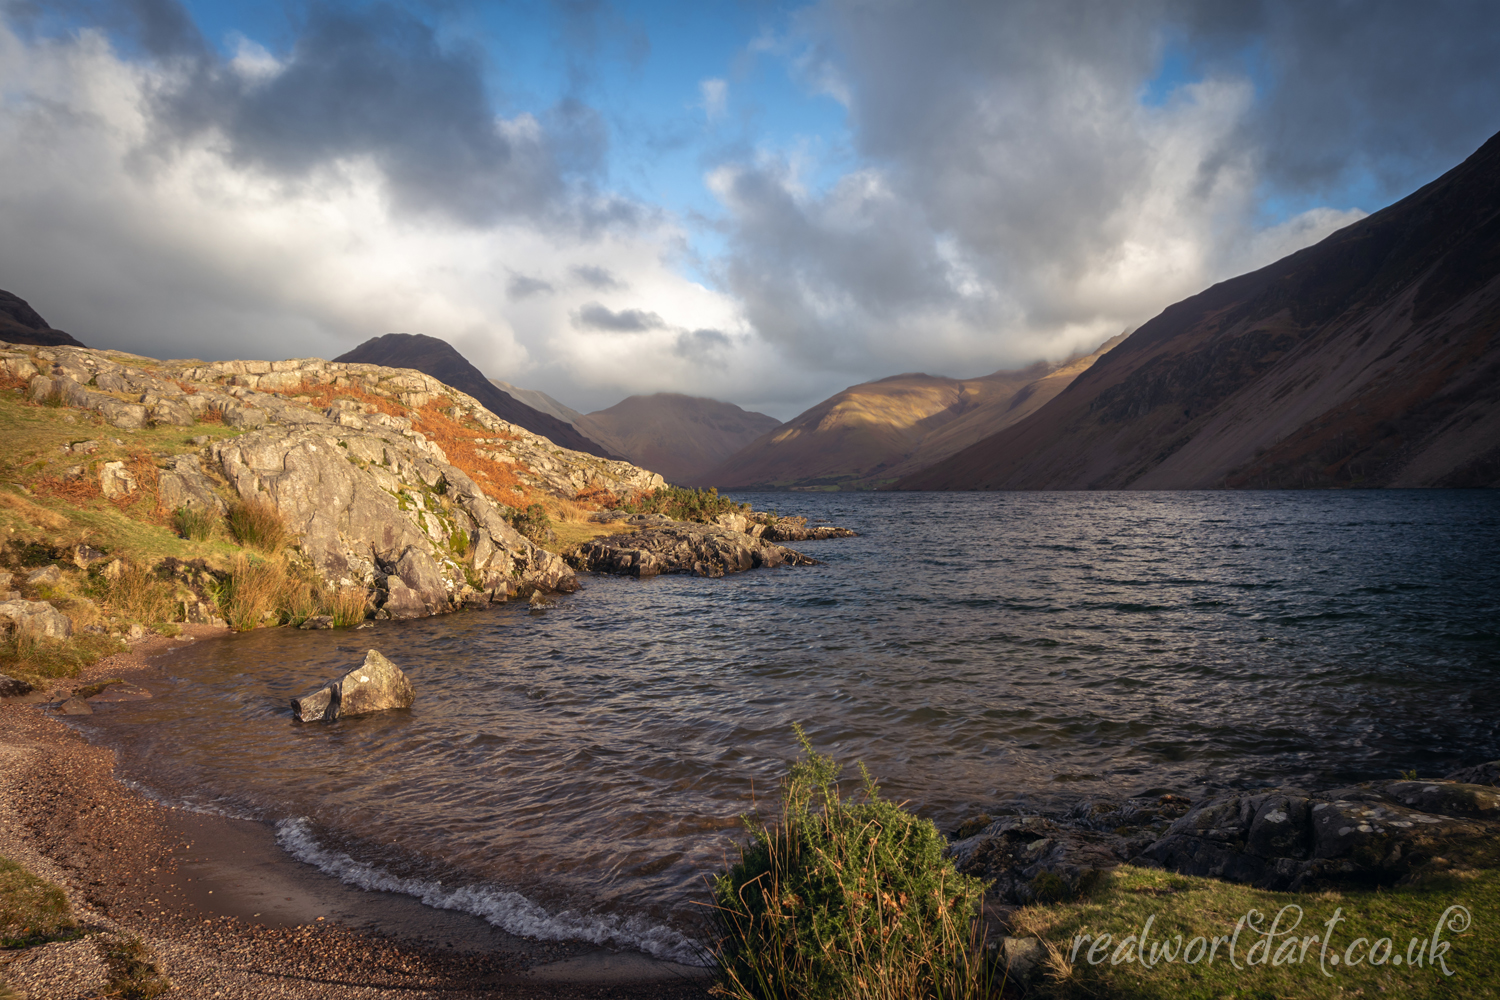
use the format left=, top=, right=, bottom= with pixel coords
left=0, top=672, right=33, bottom=697
left=298, top=615, right=335, bottom=630
left=58, top=696, right=93, bottom=715
left=26, top=564, right=62, bottom=587
left=127, top=623, right=147, bottom=639
left=191, top=434, right=210, bottom=445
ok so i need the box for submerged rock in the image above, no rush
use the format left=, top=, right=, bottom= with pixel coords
left=292, top=649, right=414, bottom=722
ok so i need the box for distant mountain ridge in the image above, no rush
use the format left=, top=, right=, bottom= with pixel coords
left=0, top=290, right=88, bottom=348
left=901, top=128, right=1500, bottom=491
left=572, top=394, right=782, bottom=486
left=489, top=379, right=586, bottom=427
left=705, top=335, right=1124, bottom=491
left=334, top=334, right=618, bottom=460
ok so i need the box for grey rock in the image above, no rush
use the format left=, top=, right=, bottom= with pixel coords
left=58, top=696, right=93, bottom=715
left=999, top=936, right=1046, bottom=985
left=70, top=544, right=109, bottom=568
left=99, top=460, right=138, bottom=497
left=1444, top=760, right=1500, bottom=787
left=1382, top=780, right=1500, bottom=820
left=299, top=615, right=334, bottom=630
left=0, top=672, right=33, bottom=697
left=148, top=397, right=196, bottom=426
left=951, top=815, right=1126, bottom=904
left=0, top=599, right=73, bottom=639
left=26, top=565, right=62, bottom=587
left=568, top=521, right=817, bottom=579
left=292, top=649, right=414, bottom=722
left=157, top=454, right=224, bottom=513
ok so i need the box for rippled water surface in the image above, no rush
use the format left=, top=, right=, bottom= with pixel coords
left=81, top=491, right=1500, bottom=960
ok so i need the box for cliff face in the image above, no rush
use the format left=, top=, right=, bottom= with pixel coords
left=334, top=333, right=619, bottom=460
left=5, top=342, right=665, bottom=617
left=901, top=130, right=1500, bottom=491
left=572, top=394, right=782, bottom=487
left=707, top=336, right=1122, bottom=491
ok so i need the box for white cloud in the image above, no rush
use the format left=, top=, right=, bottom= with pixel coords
left=699, top=77, right=728, bottom=121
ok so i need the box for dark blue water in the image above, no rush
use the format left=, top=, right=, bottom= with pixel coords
left=81, top=491, right=1500, bottom=961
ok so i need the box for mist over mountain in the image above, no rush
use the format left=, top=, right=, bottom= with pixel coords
left=901, top=130, right=1500, bottom=491
left=334, top=334, right=619, bottom=460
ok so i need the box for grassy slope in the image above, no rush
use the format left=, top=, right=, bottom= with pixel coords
left=1013, top=860, right=1497, bottom=999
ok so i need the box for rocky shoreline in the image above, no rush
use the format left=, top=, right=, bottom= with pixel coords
left=948, top=764, right=1500, bottom=907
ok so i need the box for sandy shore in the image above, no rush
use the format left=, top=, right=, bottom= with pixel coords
left=0, top=628, right=712, bottom=999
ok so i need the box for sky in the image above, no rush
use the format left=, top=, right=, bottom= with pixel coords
left=2, top=1, right=1498, bottom=420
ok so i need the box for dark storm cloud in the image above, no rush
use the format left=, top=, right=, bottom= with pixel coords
left=1180, top=0, right=1500, bottom=200
left=147, top=2, right=609, bottom=226
left=574, top=302, right=665, bottom=332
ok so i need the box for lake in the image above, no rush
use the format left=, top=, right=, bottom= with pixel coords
left=78, top=490, right=1500, bottom=963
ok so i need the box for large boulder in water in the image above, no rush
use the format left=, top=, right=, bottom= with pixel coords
left=291, top=649, right=414, bottom=722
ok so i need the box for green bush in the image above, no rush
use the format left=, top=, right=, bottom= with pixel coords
left=508, top=502, right=553, bottom=542
left=712, top=727, right=990, bottom=1000
left=620, top=485, right=749, bottom=523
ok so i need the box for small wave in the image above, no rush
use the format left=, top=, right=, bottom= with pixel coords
left=274, top=817, right=708, bottom=966
left=116, top=778, right=262, bottom=822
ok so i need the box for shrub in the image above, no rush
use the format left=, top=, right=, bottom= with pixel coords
left=198, top=404, right=226, bottom=424
left=173, top=505, right=217, bottom=541
left=509, top=502, right=553, bottom=542
left=620, top=485, right=749, bottom=523
left=227, top=497, right=290, bottom=552
left=712, top=728, right=990, bottom=1000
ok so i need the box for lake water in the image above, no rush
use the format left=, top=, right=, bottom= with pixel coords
left=78, top=491, right=1500, bottom=963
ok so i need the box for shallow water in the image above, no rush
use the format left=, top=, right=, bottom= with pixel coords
left=80, top=491, right=1500, bottom=961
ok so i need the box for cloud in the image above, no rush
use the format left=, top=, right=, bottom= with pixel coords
left=699, top=77, right=727, bottom=120
left=570, top=264, right=622, bottom=289
left=506, top=274, right=554, bottom=300
left=574, top=302, right=666, bottom=332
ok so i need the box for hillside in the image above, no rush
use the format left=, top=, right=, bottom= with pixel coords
left=901, top=129, right=1500, bottom=491
left=0, top=290, right=87, bottom=348
left=572, top=394, right=782, bottom=486
left=706, top=336, right=1123, bottom=491
left=489, top=379, right=586, bottom=426
left=334, top=334, right=618, bottom=460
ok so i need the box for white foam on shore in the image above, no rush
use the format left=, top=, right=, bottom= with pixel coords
left=274, top=817, right=709, bottom=966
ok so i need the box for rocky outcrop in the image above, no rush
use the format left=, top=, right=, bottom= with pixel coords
left=0, top=600, right=73, bottom=639
left=950, top=764, right=1500, bottom=903
left=292, top=649, right=414, bottom=722
left=567, top=516, right=818, bottom=578
left=1, top=341, right=680, bottom=617
left=0, top=672, right=33, bottom=697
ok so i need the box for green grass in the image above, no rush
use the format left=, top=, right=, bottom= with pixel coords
left=0, top=632, right=126, bottom=684
left=1012, top=855, right=1499, bottom=999
left=711, top=728, right=992, bottom=1000
left=102, top=935, right=171, bottom=999
left=0, top=855, right=79, bottom=948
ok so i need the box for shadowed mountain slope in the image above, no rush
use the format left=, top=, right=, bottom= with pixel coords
left=0, top=290, right=87, bottom=348
left=901, top=129, right=1500, bottom=491
left=571, top=394, right=782, bottom=487
left=489, top=379, right=586, bottom=427
left=706, top=336, right=1123, bottom=491
left=335, top=334, right=618, bottom=459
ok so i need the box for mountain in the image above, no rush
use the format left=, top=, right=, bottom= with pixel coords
left=489, top=379, right=586, bottom=426
left=572, top=394, right=782, bottom=487
left=0, top=289, right=87, bottom=348
left=705, top=336, right=1123, bottom=491
left=900, top=129, right=1500, bottom=491
left=334, top=334, right=618, bottom=460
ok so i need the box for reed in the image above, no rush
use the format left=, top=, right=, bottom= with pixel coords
left=227, top=497, right=290, bottom=552
left=109, top=563, right=177, bottom=625
left=172, top=505, right=217, bottom=541
left=322, top=584, right=370, bottom=627
left=218, top=554, right=289, bottom=631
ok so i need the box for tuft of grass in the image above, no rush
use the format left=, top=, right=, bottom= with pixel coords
left=546, top=497, right=593, bottom=524
left=102, top=935, right=171, bottom=999
left=0, top=629, right=124, bottom=682
left=172, top=504, right=217, bottom=541
left=227, top=497, right=290, bottom=552
left=711, top=727, right=991, bottom=1000
left=0, top=855, right=79, bottom=948
left=322, top=584, right=370, bottom=627
left=216, top=554, right=290, bottom=631
left=108, top=562, right=177, bottom=624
